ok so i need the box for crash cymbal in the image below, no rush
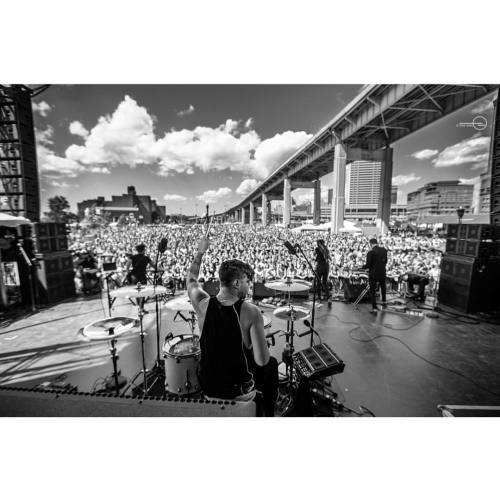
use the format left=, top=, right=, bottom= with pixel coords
left=273, top=305, right=310, bottom=321
left=264, top=280, right=310, bottom=292
left=82, top=316, right=138, bottom=340
left=110, top=285, right=168, bottom=298
left=164, top=294, right=195, bottom=312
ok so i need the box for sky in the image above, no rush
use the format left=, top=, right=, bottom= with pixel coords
left=31, top=84, right=496, bottom=215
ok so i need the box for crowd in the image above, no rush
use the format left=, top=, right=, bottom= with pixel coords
left=69, top=223, right=445, bottom=292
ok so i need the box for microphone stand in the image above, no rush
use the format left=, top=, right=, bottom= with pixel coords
left=294, top=243, right=323, bottom=347
left=152, top=240, right=164, bottom=369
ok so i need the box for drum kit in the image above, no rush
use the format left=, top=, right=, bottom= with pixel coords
left=78, top=275, right=318, bottom=406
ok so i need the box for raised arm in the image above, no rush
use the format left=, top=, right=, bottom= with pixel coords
left=186, top=236, right=210, bottom=308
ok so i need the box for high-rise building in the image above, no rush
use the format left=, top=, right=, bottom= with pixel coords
left=479, top=172, right=491, bottom=214
left=391, top=185, right=398, bottom=204
left=345, top=160, right=382, bottom=219
left=406, top=181, right=474, bottom=220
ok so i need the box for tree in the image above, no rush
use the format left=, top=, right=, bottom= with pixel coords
left=44, top=195, right=77, bottom=223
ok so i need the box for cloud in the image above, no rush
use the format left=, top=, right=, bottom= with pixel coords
left=35, top=127, right=109, bottom=179
left=236, top=178, right=259, bottom=195
left=433, top=135, right=490, bottom=170
left=32, top=100, right=52, bottom=117
left=294, top=192, right=314, bottom=204
left=471, top=98, right=494, bottom=115
left=48, top=180, right=80, bottom=188
left=251, top=130, right=311, bottom=179
left=411, top=148, right=439, bottom=160
left=58, top=96, right=311, bottom=181
left=66, top=95, right=157, bottom=166
left=392, top=173, right=422, bottom=186
left=177, top=104, right=195, bottom=117
left=459, top=176, right=481, bottom=185
left=69, top=120, right=89, bottom=138
left=163, top=194, right=188, bottom=201
left=196, top=187, right=232, bottom=204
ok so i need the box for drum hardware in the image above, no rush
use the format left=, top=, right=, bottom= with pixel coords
left=173, top=310, right=198, bottom=336
left=82, top=317, right=136, bottom=395
left=352, top=283, right=371, bottom=310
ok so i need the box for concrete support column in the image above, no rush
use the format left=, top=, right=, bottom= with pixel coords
left=283, top=178, right=292, bottom=227
left=240, top=207, right=245, bottom=225
left=313, top=178, right=321, bottom=225
left=331, top=143, right=347, bottom=233
left=261, top=193, right=268, bottom=227
left=249, top=201, right=255, bottom=225
left=376, top=146, right=394, bottom=234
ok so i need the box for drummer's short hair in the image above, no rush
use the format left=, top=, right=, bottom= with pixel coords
left=219, top=259, right=255, bottom=286
left=136, top=243, right=146, bottom=253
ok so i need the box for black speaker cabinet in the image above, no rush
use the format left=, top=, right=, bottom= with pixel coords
left=438, top=255, right=500, bottom=313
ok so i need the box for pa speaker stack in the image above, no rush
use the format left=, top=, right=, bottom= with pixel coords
left=438, top=224, right=500, bottom=313
left=21, top=222, right=75, bottom=305
left=490, top=97, right=500, bottom=226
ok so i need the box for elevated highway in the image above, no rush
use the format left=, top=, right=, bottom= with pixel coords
left=225, top=84, right=499, bottom=232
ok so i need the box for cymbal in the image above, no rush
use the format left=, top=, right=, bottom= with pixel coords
left=110, top=285, right=168, bottom=298
left=264, top=280, right=310, bottom=292
left=82, top=316, right=137, bottom=340
left=165, top=295, right=195, bottom=312
left=273, top=305, right=310, bottom=321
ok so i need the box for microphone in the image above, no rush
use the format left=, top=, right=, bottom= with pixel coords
left=284, top=241, right=297, bottom=255
left=303, top=319, right=321, bottom=338
left=158, top=237, right=168, bottom=254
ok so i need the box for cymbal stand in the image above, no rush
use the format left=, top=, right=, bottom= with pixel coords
left=174, top=310, right=198, bottom=336
left=294, top=243, right=325, bottom=347
left=103, top=327, right=127, bottom=396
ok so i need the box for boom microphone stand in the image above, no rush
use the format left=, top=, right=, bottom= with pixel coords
left=284, top=241, right=323, bottom=347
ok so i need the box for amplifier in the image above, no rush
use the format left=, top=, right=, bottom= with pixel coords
left=446, top=224, right=499, bottom=241
left=293, top=342, right=345, bottom=381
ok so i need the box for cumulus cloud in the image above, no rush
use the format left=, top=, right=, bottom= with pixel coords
left=433, top=135, right=490, bottom=170
left=177, top=104, right=195, bottom=117
left=163, top=194, right=188, bottom=201
left=392, top=173, right=422, bottom=185
left=471, top=98, right=494, bottom=115
left=69, top=120, right=89, bottom=138
left=236, top=178, right=259, bottom=195
left=294, top=192, right=314, bottom=204
left=35, top=127, right=109, bottom=179
left=32, top=100, right=52, bottom=117
left=66, top=95, right=157, bottom=166
left=45, top=95, right=311, bottom=182
left=48, top=180, right=79, bottom=188
left=411, top=148, right=439, bottom=160
left=459, top=176, right=481, bottom=185
left=196, top=187, right=232, bottom=204
left=251, top=131, right=311, bottom=179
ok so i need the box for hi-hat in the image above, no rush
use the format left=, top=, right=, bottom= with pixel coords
left=273, top=305, right=310, bottom=321
left=264, top=280, right=310, bottom=292
left=110, top=285, right=167, bottom=299
left=82, top=316, right=138, bottom=340
left=164, top=295, right=195, bottom=312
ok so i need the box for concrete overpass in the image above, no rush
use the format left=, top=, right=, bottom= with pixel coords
left=225, top=84, right=499, bottom=233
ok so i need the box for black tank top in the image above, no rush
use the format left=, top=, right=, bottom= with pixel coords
left=199, top=297, right=255, bottom=399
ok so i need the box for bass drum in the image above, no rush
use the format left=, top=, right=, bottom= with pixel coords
left=162, top=334, right=201, bottom=395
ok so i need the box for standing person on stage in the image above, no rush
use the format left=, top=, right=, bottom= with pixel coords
left=186, top=236, right=278, bottom=417
left=314, top=239, right=330, bottom=301
left=124, top=243, right=153, bottom=286
left=362, top=237, right=388, bottom=313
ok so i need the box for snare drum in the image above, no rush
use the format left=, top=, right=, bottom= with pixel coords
left=162, top=334, right=201, bottom=395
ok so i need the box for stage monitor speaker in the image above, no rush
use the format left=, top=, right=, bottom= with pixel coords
left=438, top=255, right=500, bottom=313
left=0, top=387, right=256, bottom=417
left=343, top=283, right=370, bottom=302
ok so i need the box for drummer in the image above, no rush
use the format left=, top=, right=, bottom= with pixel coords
left=77, top=250, right=99, bottom=294
left=186, top=236, right=278, bottom=417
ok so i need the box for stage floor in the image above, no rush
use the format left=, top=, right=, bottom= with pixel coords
left=1, top=291, right=499, bottom=416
